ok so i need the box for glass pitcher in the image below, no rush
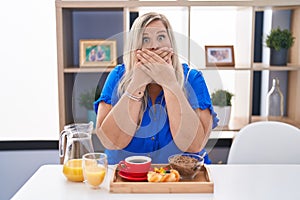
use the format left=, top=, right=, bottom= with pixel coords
left=59, top=121, right=94, bottom=182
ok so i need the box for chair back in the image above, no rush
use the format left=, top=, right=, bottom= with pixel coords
left=227, top=121, right=300, bottom=164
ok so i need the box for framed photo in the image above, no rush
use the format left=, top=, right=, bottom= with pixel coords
left=79, top=39, right=117, bottom=67
left=205, top=45, right=235, bottom=67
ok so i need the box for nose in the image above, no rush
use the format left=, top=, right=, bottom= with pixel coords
left=145, top=40, right=160, bottom=50
left=150, top=41, right=159, bottom=49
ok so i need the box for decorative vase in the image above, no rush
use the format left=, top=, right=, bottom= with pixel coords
left=214, top=106, right=231, bottom=127
left=270, top=48, right=288, bottom=66
left=266, top=77, right=284, bottom=117
left=87, top=110, right=97, bottom=128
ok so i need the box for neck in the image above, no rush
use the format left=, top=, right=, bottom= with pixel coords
left=147, top=84, right=162, bottom=104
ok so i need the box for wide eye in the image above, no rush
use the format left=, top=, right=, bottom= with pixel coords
left=157, top=35, right=165, bottom=41
left=142, top=37, right=150, bottom=44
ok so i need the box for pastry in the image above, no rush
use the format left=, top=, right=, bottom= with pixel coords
left=147, top=167, right=180, bottom=182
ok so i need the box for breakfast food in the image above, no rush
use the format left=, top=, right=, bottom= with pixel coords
left=147, top=167, right=180, bottom=182
left=168, top=154, right=203, bottom=179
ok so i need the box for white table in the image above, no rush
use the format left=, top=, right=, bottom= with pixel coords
left=12, top=164, right=300, bottom=200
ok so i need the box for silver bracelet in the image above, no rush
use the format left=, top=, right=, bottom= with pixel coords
left=124, top=91, right=143, bottom=102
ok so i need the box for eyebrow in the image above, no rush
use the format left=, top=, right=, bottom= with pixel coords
left=143, top=30, right=167, bottom=35
left=157, top=30, right=167, bottom=34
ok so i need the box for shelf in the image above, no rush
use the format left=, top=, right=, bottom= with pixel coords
left=64, top=67, right=114, bottom=73
left=213, top=115, right=300, bottom=132
left=213, top=115, right=300, bottom=133
left=251, top=115, right=300, bottom=129
left=56, top=1, right=253, bottom=8
left=64, top=64, right=300, bottom=73
left=202, top=66, right=251, bottom=70
left=56, top=1, right=300, bottom=8
left=202, top=63, right=300, bottom=71
left=213, top=117, right=250, bottom=131
left=253, top=63, right=300, bottom=71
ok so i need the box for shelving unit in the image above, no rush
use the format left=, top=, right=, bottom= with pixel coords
left=56, top=0, right=300, bottom=132
left=64, top=67, right=114, bottom=73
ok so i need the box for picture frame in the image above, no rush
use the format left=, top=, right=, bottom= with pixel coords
left=79, top=39, right=117, bottom=67
left=205, top=45, right=235, bottom=67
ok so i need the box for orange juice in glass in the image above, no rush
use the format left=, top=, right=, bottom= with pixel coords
left=82, top=153, right=107, bottom=189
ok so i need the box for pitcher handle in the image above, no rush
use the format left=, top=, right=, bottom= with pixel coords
left=59, top=130, right=68, bottom=157
left=88, top=121, right=94, bottom=133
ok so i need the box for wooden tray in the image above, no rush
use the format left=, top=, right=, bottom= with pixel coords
left=110, top=164, right=214, bottom=193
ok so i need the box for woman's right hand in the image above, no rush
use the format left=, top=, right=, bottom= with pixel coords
left=127, top=59, right=153, bottom=94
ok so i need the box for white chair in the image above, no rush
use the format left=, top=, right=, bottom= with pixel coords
left=227, top=121, right=300, bottom=164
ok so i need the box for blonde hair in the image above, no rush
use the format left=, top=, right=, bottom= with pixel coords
left=118, top=12, right=184, bottom=117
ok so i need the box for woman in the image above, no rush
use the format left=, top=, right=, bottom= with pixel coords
left=94, top=12, right=218, bottom=164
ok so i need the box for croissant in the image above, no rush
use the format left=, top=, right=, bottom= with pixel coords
left=147, top=169, right=180, bottom=182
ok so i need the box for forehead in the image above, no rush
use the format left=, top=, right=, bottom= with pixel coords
left=143, top=20, right=167, bottom=34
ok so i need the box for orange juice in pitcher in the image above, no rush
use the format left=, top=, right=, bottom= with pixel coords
left=59, top=122, right=94, bottom=182
left=63, top=159, right=84, bottom=182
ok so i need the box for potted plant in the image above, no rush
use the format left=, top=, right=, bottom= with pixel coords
left=211, top=89, right=234, bottom=127
left=78, top=87, right=100, bottom=127
left=266, top=27, right=295, bottom=66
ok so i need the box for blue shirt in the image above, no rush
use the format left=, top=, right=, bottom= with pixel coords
left=94, top=63, right=218, bottom=164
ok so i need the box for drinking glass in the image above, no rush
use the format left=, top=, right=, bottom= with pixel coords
left=82, top=153, right=108, bottom=189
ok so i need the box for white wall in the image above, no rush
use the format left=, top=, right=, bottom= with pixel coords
left=0, top=0, right=59, bottom=140
left=0, top=1, right=59, bottom=199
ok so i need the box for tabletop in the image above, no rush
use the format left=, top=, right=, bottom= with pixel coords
left=12, top=164, right=300, bottom=200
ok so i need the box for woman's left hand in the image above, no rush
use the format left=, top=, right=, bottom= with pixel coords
left=153, top=47, right=173, bottom=64
left=136, top=48, right=177, bottom=88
